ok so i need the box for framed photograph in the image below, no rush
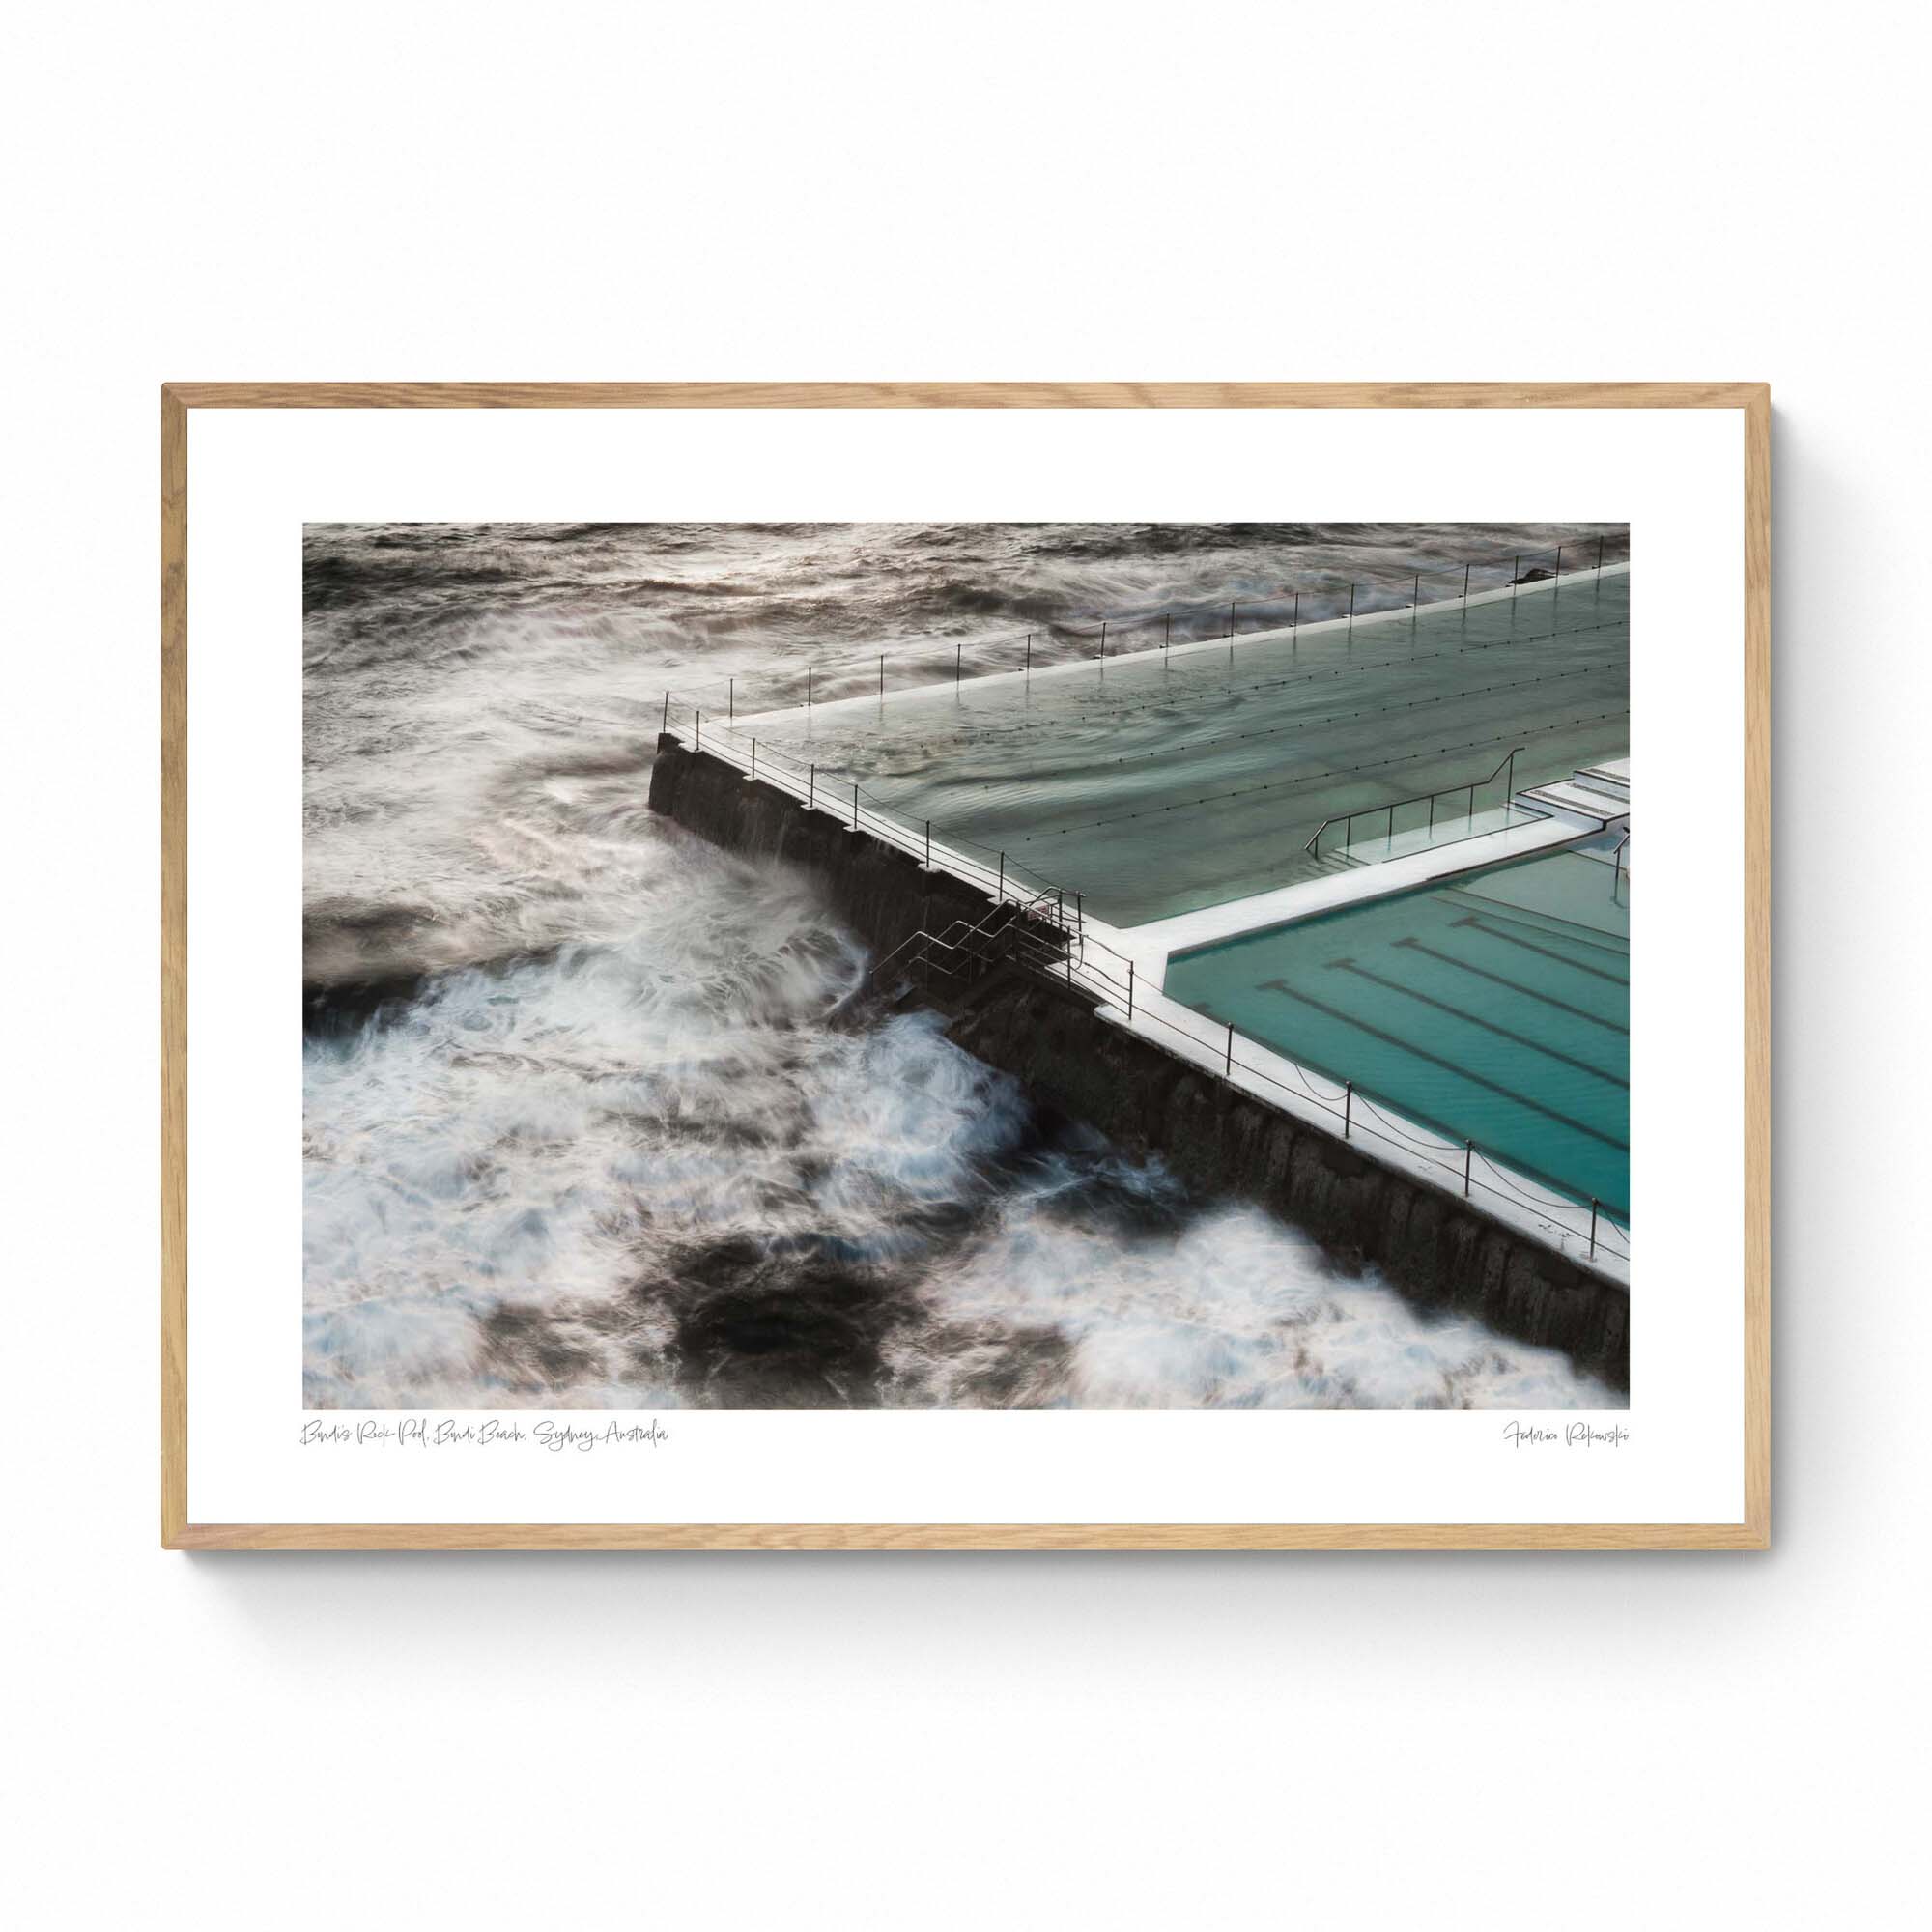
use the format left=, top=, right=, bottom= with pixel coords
left=161, top=382, right=1769, bottom=1549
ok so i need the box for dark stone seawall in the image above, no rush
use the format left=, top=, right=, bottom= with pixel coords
left=949, top=977, right=1629, bottom=1391
left=648, top=738, right=1629, bottom=1392
left=647, top=735, right=1006, bottom=962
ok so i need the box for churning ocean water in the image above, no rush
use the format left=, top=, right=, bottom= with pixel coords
left=302, top=522, right=1624, bottom=1410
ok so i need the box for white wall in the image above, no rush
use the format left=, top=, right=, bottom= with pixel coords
left=2, top=3, right=1921, bottom=1924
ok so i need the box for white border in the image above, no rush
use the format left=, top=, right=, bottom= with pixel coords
left=187, top=406, right=1744, bottom=1525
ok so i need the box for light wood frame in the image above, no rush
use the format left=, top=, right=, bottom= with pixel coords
left=161, top=382, right=1770, bottom=1550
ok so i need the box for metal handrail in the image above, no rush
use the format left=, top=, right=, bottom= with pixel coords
left=869, top=909, right=1630, bottom=1264
left=1302, top=746, right=1523, bottom=857
left=667, top=541, right=1630, bottom=721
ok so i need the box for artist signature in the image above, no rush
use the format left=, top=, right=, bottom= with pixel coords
left=1503, top=1420, right=1630, bottom=1450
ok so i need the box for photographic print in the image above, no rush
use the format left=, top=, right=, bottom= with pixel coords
left=303, top=518, right=1633, bottom=1413
left=162, top=380, right=1766, bottom=1549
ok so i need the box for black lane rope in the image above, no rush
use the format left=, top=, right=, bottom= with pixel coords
left=747, top=642, right=1630, bottom=817
left=1010, top=711, right=1631, bottom=842
left=973, top=658, right=1627, bottom=777
left=754, top=611, right=1631, bottom=753
left=670, top=552, right=1631, bottom=713
left=774, top=656, right=1626, bottom=805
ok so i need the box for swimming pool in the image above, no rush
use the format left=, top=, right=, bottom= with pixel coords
left=743, top=574, right=1628, bottom=926
left=1162, top=846, right=1629, bottom=1219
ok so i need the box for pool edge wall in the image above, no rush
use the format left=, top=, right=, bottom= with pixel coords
left=647, top=733, right=1005, bottom=962
left=649, top=737, right=1629, bottom=1394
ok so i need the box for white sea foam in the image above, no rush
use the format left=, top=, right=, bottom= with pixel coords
left=304, top=818, right=1615, bottom=1409
left=890, top=1201, right=1619, bottom=1410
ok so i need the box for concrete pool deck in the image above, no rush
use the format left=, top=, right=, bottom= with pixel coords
left=1107, top=781, right=1625, bottom=971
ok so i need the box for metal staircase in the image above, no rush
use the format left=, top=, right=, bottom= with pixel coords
left=867, top=883, right=1087, bottom=1010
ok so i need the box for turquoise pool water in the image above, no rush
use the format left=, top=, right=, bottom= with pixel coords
left=1163, top=847, right=1629, bottom=1219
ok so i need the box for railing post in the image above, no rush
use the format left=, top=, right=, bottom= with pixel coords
left=998, top=851, right=1005, bottom=898
left=751, top=739, right=756, bottom=780
left=1348, top=582, right=1356, bottom=638
left=1411, top=569, right=1420, bottom=635
left=1464, top=1141, right=1473, bottom=1194
left=1127, top=958, right=1134, bottom=1020
left=1226, top=1022, right=1235, bottom=1077
left=695, top=709, right=700, bottom=750
left=807, top=666, right=813, bottom=710
left=1099, top=621, right=1107, bottom=661
left=924, top=819, right=931, bottom=867
left=1590, top=1199, right=1600, bottom=1260
left=1344, top=1081, right=1352, bottom=1137
left=852, top=781, right=859, bottom=832
left=728, top=676, right=734, bottom=724
left=1163, top=612, right=1170, bottom=658
left=1462, top=560, right=1470, bottom=606
left=1025, top=632, right=1032, bottom=676
left=809, top=763, right=815, bottom=808
left=661, top=691, right=670, bottom=734
left=1293, top=589, right=1300, bottom=642
left=955, top=640, right=962, bottom=687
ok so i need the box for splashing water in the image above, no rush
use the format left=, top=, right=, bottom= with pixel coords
left=303, top=523, right=1623, bottom=1409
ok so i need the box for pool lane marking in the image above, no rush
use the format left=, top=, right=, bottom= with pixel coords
left=1437, top=885, right=1631, bottom=962
left=1450, top=915, right=1630, bottom=985
left=1435, top=888, right=1630, bottom=960
left=1325, top=957, right=1628, bottom=1089
left=1255, top=978, right=1629, bottom=1151
left=1392, top=938, right=1628, bottom=1036
left=1009, top=709, right=1632, bottom=841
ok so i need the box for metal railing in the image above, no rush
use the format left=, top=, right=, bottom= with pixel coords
left=1303, top=747, right=1529, bottom=862
left=654, top=544, right=1631, bottom=1272
left=660, top=697, right=1628, bottom=1266
left=662, top=697, right=1076, bottom=914
left=667, top=536, right=1631, bottom=724
left=869, top=910, right=1630, bottom=1270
